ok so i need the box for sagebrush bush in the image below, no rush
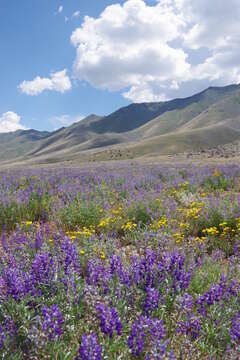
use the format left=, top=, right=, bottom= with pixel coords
left=0, top=192, right=52, bottom=231
left=127, top=203, right=152, bottom=227
left=58, top=199, right=102, bottom=230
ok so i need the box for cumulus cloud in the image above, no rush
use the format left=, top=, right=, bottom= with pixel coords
left=0, top=112, right=26, bottom=133
left=50, top=114, right=85, bottom=129
left=175, top=0, right=240, bottom=86
left=72, top=11, right=80, bottom=19
left=58, top=5, right=63, bottom=14
left=174, top=0, right=240, bottom=50
left=71, top=0, right=189, bottom=102
left=70, top=0, right=240, bottom=102
left=19, top=69, right=72, bottom=96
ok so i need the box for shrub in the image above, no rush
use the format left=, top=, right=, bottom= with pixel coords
left=127, top=203, right=152, bottom=227
left=58, top=199, right=102, bottom=230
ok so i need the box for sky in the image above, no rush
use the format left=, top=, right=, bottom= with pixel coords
left=0, top=0, right=240, bottom=133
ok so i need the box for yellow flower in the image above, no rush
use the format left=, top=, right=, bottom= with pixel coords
left=80, top=250, right=85, bottom=255
left=150, top=216, right=168, bottom=231
left=179, top=222, right=190, bottom=230
left=25, top=221, right=33, bottom=226
left=100, top=251, right=105, bottom=260
left=213, top=169, right=221, bottom=177
left=173, top=232, right=184, bottom=244
left=202, top=226, right=219, bottom=236
left=121, top=221, right=137, bottom=231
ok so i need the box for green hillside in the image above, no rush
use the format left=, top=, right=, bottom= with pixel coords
left=1, top=84, right=240, bottom=164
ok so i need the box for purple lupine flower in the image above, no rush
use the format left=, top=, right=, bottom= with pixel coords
left=157, top=251, right=191, bottom=293
left=0, top=276, right=6, bottom=299
left=0, top=325, right=5, bottom=349
left=60, top=237, right=81, bottom=275
left=177, top=316, right=201, bottom=340
left=4, top=267, right=31, bottom=300
left=143, top=249, right=157, bottom=288
left=197, top=275, right=239, bottom=315
left=41, top=304, right=64, bottom=341
left=149, top=319, right=166, bottom=341
left=109, top=255, right=123, bottom=276
left=130, top=255, right=145, bottom=286
left=128, top=316, right=166, bottom=356
left=129, top=252, right=157, bottom=289
left=128, top=316, right=147, bottom=356
left=143, top=287, right=159, bottom=314
left=177, top=293, right=194, bottom=313
left=76, top=333, right=102, bottom=360
left=31, top=252, right=56, bottom=287
left=4, top=316, right=16, bottom=337
left=230, top=313, right=240, bottom=343
left=96, top=303, right=122, bottom=338
left=34, top=231, right=43, bottom=250
left=86, top=259, right=111, bottom=293
left=145, top=340, right=176, bottom=360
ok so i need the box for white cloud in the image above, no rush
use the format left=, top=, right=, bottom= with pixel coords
left=72, top=11, right=80, bottom=19
left=71, top=0, right=189, bottom=102
left=58, top=5, right=63, bottom=14
left=19, top=69, right=72, bottom=96
left=123, top=84, right=168, bottom=102
left=50, top=114, right=85, bottom=129
left=175, top=0, right=240, bottom=86
left=70, top=0, right=240, bottom=102
left=0, top=112, right=26, bottom=133
left=175, top=0, right=240, bottom=50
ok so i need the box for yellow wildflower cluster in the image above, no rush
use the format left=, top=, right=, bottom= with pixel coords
left=78, top=227, right=95, bottom=238
left=235, top=218, right=240, bottom=232
left=200, top=192, right=209, bottom=197
left=178, top=181, right=190, bottom=190
left=66, top=227, right=95, bottom=240
left=112, top=206, right=123, bottom=216
left=20, top=220, right=34, bottom=230
left=202, top=226, right=219, bottom=236
left=194, top=236, right=207, bottom=243
left=98, top=217, right=117, bottom=229
left=92, top=247, right=106, bottom=260
left=172, top=182, right=189, bottom=197
left=219, top=222, right=236, bottom=236
left=173, top=232, right=185, bottom=244
left=99, top=251, right=106, bottom=260
left=213, top=169, right=222, bottom=177
left=184, top=202, right=203, bottom=220
left=150, top=216, right=168, bottom=231
left=121, top=221, right=137, bottom=232
left=179, top=222, right=190, bottom=231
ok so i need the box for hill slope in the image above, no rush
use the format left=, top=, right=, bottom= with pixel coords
left=1, top=84, right=240, bottom=164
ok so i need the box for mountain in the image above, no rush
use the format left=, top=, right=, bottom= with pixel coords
left=1, top=83, right=240, bottom=165
left=0, top=129, right=50, bottom=162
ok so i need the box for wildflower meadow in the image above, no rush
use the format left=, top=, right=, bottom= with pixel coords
left=0, top=163, right=240, bottom=359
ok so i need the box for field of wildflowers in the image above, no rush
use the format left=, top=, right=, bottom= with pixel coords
left=0, top=163, right=240, bottom=359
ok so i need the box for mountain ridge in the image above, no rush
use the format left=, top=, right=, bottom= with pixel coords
left=1, top=83, right=240, bottom=164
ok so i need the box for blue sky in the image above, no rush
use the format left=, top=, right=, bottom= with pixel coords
left=0, top=0, right=239, bottom=132
left=0, top=0, right=130, bottom=131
